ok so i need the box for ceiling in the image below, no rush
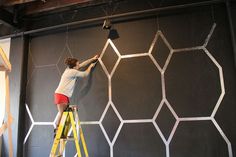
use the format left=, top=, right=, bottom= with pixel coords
left=0, top=0, right=234, bottom=38
left=0, top=0, right=122, bottom=36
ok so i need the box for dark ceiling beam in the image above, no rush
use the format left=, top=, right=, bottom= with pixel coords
left=1, top=0, right=37, bottom=6
left=25, top=0, right=93, bottom=15
left=0, top=8, right=16, bottom=27
left=0, top=0, right=225, bottom=40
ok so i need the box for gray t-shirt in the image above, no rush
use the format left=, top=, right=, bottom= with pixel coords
left=55, top=68, right=89, bottom=97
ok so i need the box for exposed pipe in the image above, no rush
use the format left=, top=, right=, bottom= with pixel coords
left=0, top=0, right=225, bottom=39
left=226, top=0, right=236, bottom=68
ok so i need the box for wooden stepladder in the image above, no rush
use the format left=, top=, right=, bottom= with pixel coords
left=50, top=105, right=89, bottom=157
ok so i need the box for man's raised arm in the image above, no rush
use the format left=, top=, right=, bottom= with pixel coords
left=79, top=54, right=99, bottom=68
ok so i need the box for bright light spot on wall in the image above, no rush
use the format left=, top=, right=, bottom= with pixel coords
left=0, top=38, right=11, bottom=127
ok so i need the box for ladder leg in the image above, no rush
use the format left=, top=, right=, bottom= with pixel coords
left=74, top=112, right=80, bottom=142
left=79, top=127, right=89, bottom=157
left=74, top=110, right=89, bottom=157
left=69, top=112, right=83, bottom=157
left=63, top=113, right=71, bottom=138
left=59, top=140, right=66, bottom=155
left=50, top=112, right=68, bottom=157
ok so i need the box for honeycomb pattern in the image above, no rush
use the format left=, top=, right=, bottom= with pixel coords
left=24, top=23, right=233, bottom=157
left=155, top=101, right=177, bottom=140
left=112, top=56, right=162, bottom=119
left=102, top=105, right=121, bottom=141
left=165, top=49, right=222, bottom=117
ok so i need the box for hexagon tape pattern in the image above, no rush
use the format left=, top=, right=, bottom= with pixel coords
left=24, top=23, right=233, bottom=157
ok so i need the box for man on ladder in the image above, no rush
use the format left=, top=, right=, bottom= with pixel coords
left=51, top=54, right=99, bottom=157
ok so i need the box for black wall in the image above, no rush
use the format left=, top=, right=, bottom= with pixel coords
left=2, top=2, right=236, bottom=157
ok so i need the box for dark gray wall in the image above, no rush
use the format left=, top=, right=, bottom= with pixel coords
left=2, top=2, right=236, bottom=157
left=23, top=4, right=236, bottom=157
left=231, top=2, right=236, bottom=37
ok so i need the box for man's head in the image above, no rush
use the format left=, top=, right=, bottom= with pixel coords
left=65, top=58, right=80, bottom=69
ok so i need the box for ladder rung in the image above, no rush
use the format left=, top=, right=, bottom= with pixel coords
left=69, top=105, right=79, bottom=111
left=61, top=136, right=75, bottom=141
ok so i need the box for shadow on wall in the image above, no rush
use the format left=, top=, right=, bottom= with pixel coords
left=108, top=29, right=120, bottom=40
left=71, top=68, right=94, bottom=104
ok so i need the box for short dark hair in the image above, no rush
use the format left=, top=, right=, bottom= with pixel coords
left=64, top=58, right=78, bottom=69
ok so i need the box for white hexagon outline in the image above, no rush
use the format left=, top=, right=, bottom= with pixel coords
left=24, top=23, right=233, bottom=157
left=23, top=104, right=57, bottom=144
left=99, top=37, right=169, bottom=157
left=160, top=23, right=232, bottom=157
left=24, top=63, right=61, bottom=145
left=56, top=28, right=74, bottom=75
left=30, top=31, right=68, bottom=67
left=56, top=43, right=74, bottom=75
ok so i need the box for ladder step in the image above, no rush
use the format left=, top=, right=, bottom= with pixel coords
left=61, top=136, right=75, bottom=141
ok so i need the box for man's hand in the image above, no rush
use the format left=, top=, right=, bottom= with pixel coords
left=92, top=54, right=99, bottom=61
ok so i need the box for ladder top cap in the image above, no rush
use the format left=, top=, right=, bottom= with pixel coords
left=69, top=105, right=79, bottom=110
